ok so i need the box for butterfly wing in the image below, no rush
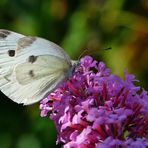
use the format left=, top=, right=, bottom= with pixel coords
left=0, top=29, right=71, bottom=105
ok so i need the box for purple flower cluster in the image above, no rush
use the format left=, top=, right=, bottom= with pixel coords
left=40, top=56, right=148, bottom=148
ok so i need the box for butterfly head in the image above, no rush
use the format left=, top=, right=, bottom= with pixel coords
left=66, top=60, right=79, bottom=79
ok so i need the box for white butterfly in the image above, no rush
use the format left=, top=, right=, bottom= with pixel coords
left=0, top=29, right=77, bottom=105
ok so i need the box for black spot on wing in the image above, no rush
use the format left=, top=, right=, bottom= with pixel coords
left=28, top=55, right=38, bottom=63
left=29, top=70, right=34, bottom=77
left=8, top=50, right=15, bottom=57
left=0, top=30, right=11, bottom=39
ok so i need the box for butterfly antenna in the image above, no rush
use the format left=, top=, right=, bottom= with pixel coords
left=102, top=47, right=112, bottom=50
left=78, top=47, right=112, bottom=61
left=78, top=49, right=88, bottom=61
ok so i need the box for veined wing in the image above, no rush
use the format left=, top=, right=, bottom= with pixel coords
left=0, top=29, right=72, bottom=105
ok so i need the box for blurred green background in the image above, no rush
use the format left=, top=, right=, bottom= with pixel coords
left=0, top=0, right=148, bottom=147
